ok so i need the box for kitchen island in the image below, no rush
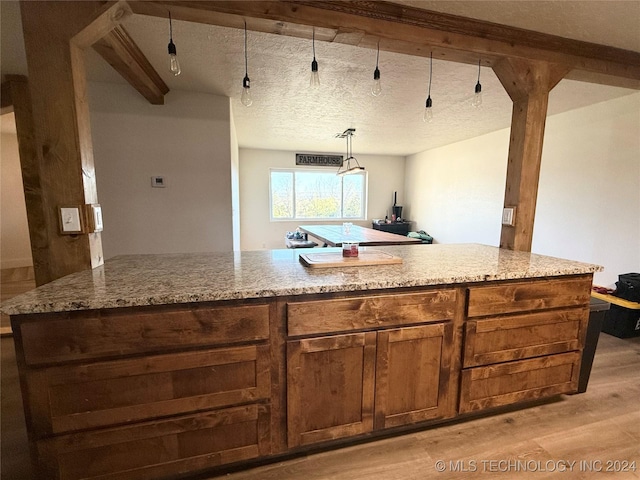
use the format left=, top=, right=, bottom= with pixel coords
left=2, top=244, right=601, bottom=480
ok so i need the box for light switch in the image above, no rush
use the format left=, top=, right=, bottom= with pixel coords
left=502, top=207, right=516, bottom=226
left=59, top=207, right=83, bottom=234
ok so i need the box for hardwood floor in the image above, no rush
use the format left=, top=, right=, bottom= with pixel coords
left=1, top=334, right=638, bottom=480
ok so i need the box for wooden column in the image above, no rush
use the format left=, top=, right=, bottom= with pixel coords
left=18, top=1, right=130, bottom=284
left=2, top=76, right=50, bottom=286
left=493, top=58, right=569, bottom=251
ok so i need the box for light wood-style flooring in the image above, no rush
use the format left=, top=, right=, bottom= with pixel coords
left=1, top=330, right=638, bottom=479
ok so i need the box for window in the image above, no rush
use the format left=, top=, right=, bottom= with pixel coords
left=270, top=169, right=367, bottom=220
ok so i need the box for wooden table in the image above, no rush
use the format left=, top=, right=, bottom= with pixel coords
left=298, top=224, right=422, bottom=247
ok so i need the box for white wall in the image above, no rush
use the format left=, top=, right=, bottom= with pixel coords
left=89, top=83, right=234, bottom=259
left=230, top=105, right=241, bottom=251
left=405, top=129, right=508, bottom=246
left=532, top=93, right=640, bottom=286
left=405, top=93, right=640, bottom=286
left=239, top=148, right=406, bottom=250
left=0, top=125, right=33, bottom=269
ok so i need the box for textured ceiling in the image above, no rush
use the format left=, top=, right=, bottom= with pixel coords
left=1, top=1, right=639, bottom=155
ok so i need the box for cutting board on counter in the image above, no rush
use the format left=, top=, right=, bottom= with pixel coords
left=299, top=250, right=403, bottom=268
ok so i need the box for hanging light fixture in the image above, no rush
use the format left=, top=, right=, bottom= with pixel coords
left=472, top=59, right=483, bottom=108
left=423, top=52, right=434, bottom=123
left=310, top=29, right=320, bottom=88
left=167, top=11, right=181, bottom=76
left=371, top=41, right=382, bottom=96
left=241, top=21, right=253, bottom=107
left=336, top=128, right=364, bottom=176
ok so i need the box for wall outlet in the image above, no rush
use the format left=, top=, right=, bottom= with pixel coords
left=502, top=207, right=516, bottom=226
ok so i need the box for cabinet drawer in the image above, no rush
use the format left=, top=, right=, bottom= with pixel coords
left=36, top=405, right=271, bottom=480
left=467, top=276, right=592, bottom=318
left=27, top=345, right=270, bottom=436
left=20, top=303, right=270, bottom=365
left=463, top=307, right=588, bottom=367
left=287, top=290, right=457, bottom=336
left=459, top=352, right=580, bottom=413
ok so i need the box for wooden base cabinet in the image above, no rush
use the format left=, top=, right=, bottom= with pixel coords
left=287, top=332, right=377, bottom=448
left=374, top=323, right=453, bottom=429
left=37, top=405, right=271, bottom=480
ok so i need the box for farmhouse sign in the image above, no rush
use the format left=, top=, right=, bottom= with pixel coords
left=296, top=154, right=343, bottom=167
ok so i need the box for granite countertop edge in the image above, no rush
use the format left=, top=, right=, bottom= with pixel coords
left=1, top=245, right=603, bottom=316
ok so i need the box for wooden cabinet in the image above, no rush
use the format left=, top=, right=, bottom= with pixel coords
left=287, top=290, right=457, bottom=337
left=36, top=405, right=271, bottom=480
left=374, top=323, right=453, bottom=429
left=287, top=332, right=376, bottom=448
left=26, top=345, right=270, bottom=436
left=459, top=352, right=581, bottom=413
left=463, top=307, right=588, bottom=367
left=14, top=300, right=273, bottom=480
left=460, top=276, right=592, bottom=413
left=286, top=290, right=459, bottom=447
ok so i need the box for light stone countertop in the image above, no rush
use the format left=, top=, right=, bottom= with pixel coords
left=1, top=244, right=602, bottom=316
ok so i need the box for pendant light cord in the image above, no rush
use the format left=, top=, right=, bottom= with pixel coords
left=312, top=29, right=316, bottom=60
left=169, top=11, right=173, bottom=42
left=428, top=51, right=433, bottom=97
left=477, top=58, right=481, bottom=83
left=244, top=21, right=248, bottom=77
left=375, top=41, right=380, bottom=69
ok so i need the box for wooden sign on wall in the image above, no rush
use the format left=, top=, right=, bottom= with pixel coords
left=296, top=154, right=343, bottom=167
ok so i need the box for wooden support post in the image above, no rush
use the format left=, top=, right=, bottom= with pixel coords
left=18, top=1, right=128, bottom=283
left=2, top=76, right=50, bottom=286
left=493, top=58, right=569, bottom=251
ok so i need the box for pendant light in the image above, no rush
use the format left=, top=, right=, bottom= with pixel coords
left=336, top=128, right=364, bottom=176
left=371, top=41, right=382, bottom=96
left=241, top=21, right=253, bottom=107
left=310, top=29, right=320, bottom=88
left=472, top=59, right=483, bottom=108
left=167, top=11, right=181, bottom=76
left=423, top=52, right=433, bottom=123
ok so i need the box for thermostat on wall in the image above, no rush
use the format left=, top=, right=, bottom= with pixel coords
left=151, top=176, right=166, bottom=188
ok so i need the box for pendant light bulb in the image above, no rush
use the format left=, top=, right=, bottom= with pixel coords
left=472, top=59, right=483, bottom=108
left=423, top=96, right=433, bottom=123
left=241, top=21, right=252, bottom=107
left=241, top=76, right=253, bottom=107
left=371, top=42, right=382, bottom=96
left=167, top=12, right=181, bottom=76
left=310, top=30, right=320, bottom=88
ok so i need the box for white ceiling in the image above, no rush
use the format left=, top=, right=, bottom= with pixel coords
left=1, top=1, right=639, bottom=155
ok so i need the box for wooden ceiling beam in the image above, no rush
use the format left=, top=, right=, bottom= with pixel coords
left=128, top=0, right=640, bottom=89
left=93, top=25, right=169, bottom=105
left=68, top=0, right=168, bottom=105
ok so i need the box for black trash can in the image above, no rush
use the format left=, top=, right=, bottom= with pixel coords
left=578, top=297, right=610, bottom=393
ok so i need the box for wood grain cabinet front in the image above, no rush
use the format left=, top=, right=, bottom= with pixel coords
left=18, top=303, right=270, bottom=365
left=463, top=307, right=589, bottom=367
left=26, top=345, right=271, bottom=437
left=287, top=332, right=377, bottom=448
left=287, top=290, right=457, bottom=336
left=459, top=352, right=581, bottom=413
left=374, top=323, right=453, bottom=429
left=36, top=404, right=271, bottom=480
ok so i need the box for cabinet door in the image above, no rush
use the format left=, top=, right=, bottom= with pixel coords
left=375, top=323, right=453, bottom=429
left=287, top=332, right=376, bottom=448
